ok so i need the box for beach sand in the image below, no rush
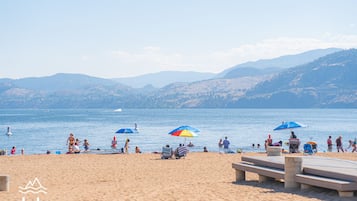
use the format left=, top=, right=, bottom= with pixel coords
left=0, top=152, right=356, bottom=201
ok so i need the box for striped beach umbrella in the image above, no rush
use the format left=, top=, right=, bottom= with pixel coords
left=168, top=125, right=200, bottom=137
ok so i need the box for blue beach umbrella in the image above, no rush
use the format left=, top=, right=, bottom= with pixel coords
left=115, top=128, right=138, bottom=134
left=273, top=121, right=306, bottom=131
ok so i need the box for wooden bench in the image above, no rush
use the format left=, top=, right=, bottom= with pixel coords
left=232, top=162, right=285, bottom=183
left=295, top=174, right=357, bottom=197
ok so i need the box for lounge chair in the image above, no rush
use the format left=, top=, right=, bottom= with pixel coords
left=289, top=138, right=300, bottom=153
left=161, top=146, right=173, bottom=159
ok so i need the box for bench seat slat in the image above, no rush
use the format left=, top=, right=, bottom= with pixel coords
left=232, top=162, right=285, bottom=180
left=295, top=174, right=357, bottom=191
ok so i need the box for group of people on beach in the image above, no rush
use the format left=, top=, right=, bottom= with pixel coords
left=65, top=133, right=140, bottom=154
left=218, top=136, right=234, bottom=153
left=111, top=136, right=133, bottom=153
left=161, top=143, right=190, bottom=159
left=261, top=131, right=357, bottom=153
left=328, top=135, right=357, bottom=153
left=66, top=133, right=90, bottom=154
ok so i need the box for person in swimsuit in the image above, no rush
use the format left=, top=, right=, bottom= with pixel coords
left=124, top=138, right=130, bottom=153
left=111, top=136, right=117, bottom=149
left=67, top=133, right=75, bottom=152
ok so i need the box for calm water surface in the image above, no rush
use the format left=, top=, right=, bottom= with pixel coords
left=0, top=109, right=356, bottom=154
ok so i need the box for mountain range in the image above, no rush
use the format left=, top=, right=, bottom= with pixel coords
left=0, top=48, right=356, bottom=108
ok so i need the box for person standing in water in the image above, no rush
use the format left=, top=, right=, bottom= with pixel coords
left=327, top=135, right=333, bottom=152
left=336, top=136, right=344, bottom=152
left=111, top=136, right=117, bottom=149
left=218, top=139, right=223, bottom=153
left=124, top=138, right=130, bottom=153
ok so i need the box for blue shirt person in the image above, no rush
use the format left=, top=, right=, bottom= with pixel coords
left=223, top=137, right=230, bottom=152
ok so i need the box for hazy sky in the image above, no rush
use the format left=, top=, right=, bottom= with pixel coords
left=1, top=0, right=357, bottom=79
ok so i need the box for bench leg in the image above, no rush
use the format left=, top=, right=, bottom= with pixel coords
left=235, top=169, right=245, bottom=181
left=258, top=175, right=274, bottom=183
left=0, top=175, right=9, bottom=191
left=300, top=183, right=312, bottom=190
left=338, top=191, right=354, bottom=197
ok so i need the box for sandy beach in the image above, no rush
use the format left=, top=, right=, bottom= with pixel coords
left=0, top=152, right=356, bottom=201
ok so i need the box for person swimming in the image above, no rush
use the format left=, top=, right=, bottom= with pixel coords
left=6, top=126, right=12, bottom=136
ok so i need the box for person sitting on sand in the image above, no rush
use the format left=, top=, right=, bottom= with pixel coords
left=203, top=146, right=208, bottom=152
left=75, top=138, right=81, bottom=146
left=175, top=144, right=188, bottom=159
left=290, top=131, right=297, bottom=139
left=11, top=146, right=16, bottom=155
left=161, top=144, right=173, bottom=159
left=73, top=142, right=81, bottom=154
left=135, top=146, right=142, bottom=153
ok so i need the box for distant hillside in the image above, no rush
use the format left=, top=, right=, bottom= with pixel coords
left=1, top=48, right=356, bottom=108
left=218, top=48, right=342, bottom=78
left=231, top=49, right=357, bottom=108
left=114, top=71, right=215, bottom=88
left=4, top=73, right=121, bottom=92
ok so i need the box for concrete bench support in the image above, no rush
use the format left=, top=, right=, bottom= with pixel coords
left=232, top=162, right=285, bottom=183
left=267, top=146, right=282, bottom=156
left=0, top=175, right=9, bottom=191
left=258, top=175, right=274, bottom=183
left=338, top=191, right=354, bottom=197
left=284, top=156, right=302, bottom=189
left=235, top=169, right=246, bottom=181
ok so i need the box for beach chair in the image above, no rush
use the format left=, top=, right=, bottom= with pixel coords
left=289, top=138, right=300, bottom=153
left=306, top=141, right=317, bottom=153
left=175, top=146, right=188, bottom=159
left=303, top=143, right=313, bottom=155
left=161, top=146, right=173, bottom=159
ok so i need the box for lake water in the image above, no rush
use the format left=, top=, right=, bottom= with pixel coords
left=0, top=109, right=356, bottom=154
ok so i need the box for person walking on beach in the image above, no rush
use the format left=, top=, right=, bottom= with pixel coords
left=124, top=138, right=130, bottom=153
left=327, top=136, right=333, bottom=152
left=223, top=137, right=230, bottom=153
left=336, top=136, right=344, bottom=152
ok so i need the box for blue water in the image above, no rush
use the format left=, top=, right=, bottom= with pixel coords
left=0, top=109, right=356, bottom=154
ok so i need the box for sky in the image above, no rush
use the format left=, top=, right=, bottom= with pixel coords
left=1, top=0, right=357, bottom=79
